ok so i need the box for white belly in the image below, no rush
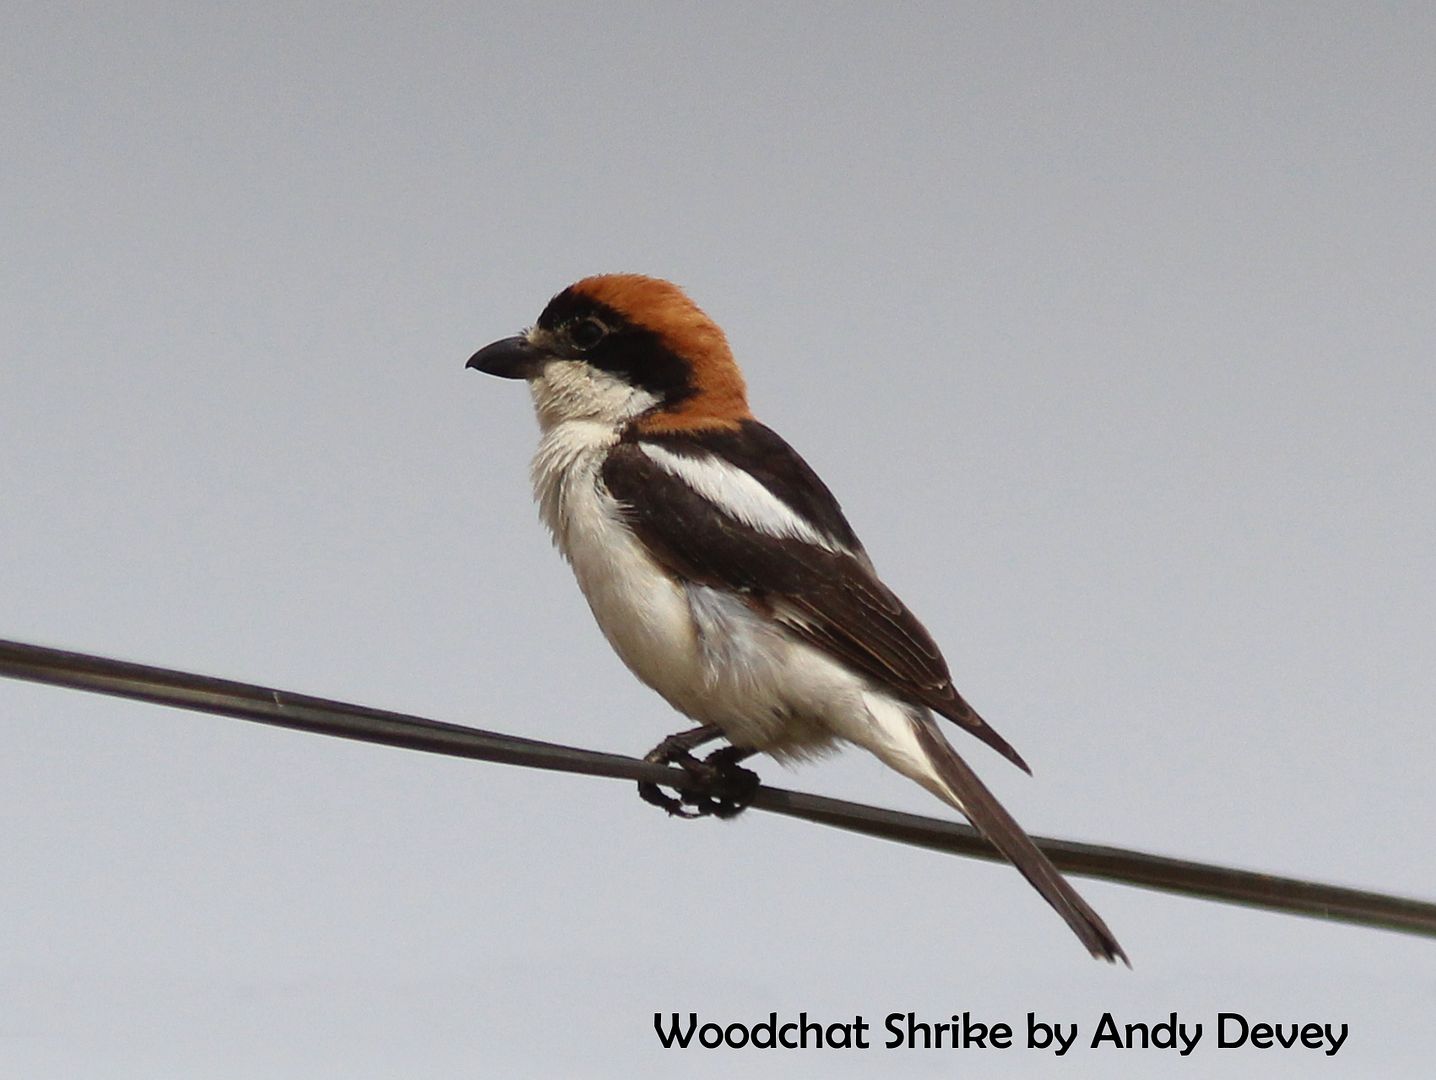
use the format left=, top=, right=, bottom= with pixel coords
left=529, top=419, right=850, bottom=755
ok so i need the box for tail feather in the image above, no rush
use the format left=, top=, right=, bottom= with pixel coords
left=861, top=699, right=1127, bottom=963
left=909, top=718, right=1128, bottom=963
left=933, top=691, right=1032, bottom=775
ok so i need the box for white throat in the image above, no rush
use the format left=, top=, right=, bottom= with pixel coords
left=525, top=357, right=657, bottom=561
left=527, top=358, right=659, bottom=433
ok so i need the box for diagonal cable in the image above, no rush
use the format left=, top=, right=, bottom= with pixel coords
left=3, top=637, right=1433, bottom=940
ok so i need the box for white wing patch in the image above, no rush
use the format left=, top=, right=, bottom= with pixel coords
left=638, top=442, right=847, bottom=552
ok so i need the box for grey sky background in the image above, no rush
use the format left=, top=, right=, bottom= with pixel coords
left=3, top=2, right=1433, bottom=1076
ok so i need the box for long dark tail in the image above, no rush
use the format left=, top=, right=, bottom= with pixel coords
left=902, top=713, right=1128, bottom=964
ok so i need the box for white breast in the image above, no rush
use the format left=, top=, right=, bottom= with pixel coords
left=530, top=417, right=709, bottom=715
left=524, top=366, right=860, bottom=757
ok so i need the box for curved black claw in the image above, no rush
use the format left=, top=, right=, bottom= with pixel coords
left=700, top=746, right=760, bottom=819
left=637, top=734, right=760, bottom=820
left=637, top=777, right=709, bottom=819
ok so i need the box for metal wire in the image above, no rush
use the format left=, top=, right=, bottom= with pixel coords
left=4, top=636, right=1434, bottom=941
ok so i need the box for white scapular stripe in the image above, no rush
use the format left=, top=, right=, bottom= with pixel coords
left=638, top=442, right=846, bottom=552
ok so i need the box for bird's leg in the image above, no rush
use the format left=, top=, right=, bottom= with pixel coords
left=646, top=724, right=725, bottom=767
left=637, top=725, right=759, bottom=819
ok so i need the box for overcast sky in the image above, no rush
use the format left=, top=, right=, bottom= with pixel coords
left=3, top=3, right=1434, bottom=1077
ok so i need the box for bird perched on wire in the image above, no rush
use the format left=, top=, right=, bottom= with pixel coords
left=467, top=274, right=1126, bottom=963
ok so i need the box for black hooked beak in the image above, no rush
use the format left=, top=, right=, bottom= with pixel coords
left=466, top=335, right=540, bottom=379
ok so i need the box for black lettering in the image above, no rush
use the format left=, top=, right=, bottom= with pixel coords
left=799, top=1012, right=822, bottom=1049
left=750, top=1012, right=777, bottom=1049
left=1090, top=1012, right=1122, bottom=1049
left=1328, top=1024, right=1349, bottom=1056
left=854, top=1016, right=871, bottom=1049
left=835, top=1017, right=870, bottom=1049
left=1217, top=1012, right=1249, bottom=1048
left=654, top=1012, right=697, bottom=1048
left=1027, top=1013, right=1054, bottom=1050
left=884, top=1012, right=904, bottom=1049
left=1151, top=1013, right=1178, bottom=1049
left=908, top=1014, right=935, bottom=1049
left=962, top=1014, right=988, bottom=1048
left=1179, top=1022, right=1202, bottom=1056
left=1027, top=1013, right=1075, bottom=1055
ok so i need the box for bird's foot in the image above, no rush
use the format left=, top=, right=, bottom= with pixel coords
left=700, top=745, right=760, bottom=818
left=637, top=738, right=760, bottom=820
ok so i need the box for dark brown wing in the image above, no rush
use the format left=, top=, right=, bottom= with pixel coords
left=603, top=433, right=1030, bottom=773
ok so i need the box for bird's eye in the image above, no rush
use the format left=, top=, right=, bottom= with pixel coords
left=568, top=318, right=607, bottom=350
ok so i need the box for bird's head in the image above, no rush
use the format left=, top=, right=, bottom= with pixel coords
left=467, top=274, right=752, bottom=433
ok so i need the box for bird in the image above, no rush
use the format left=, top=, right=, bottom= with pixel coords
left=466, top=273, right=1126, bottom=963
